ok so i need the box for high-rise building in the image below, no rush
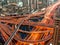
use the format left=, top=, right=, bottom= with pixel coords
left=54, top=5, right=60, bottom=45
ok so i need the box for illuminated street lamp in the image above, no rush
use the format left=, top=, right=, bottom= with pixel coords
left=29, top=43, right=33, bottom=45
left=17, top=2, right=23, bottom=7
left=50, top=43, right=53, bottom=45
